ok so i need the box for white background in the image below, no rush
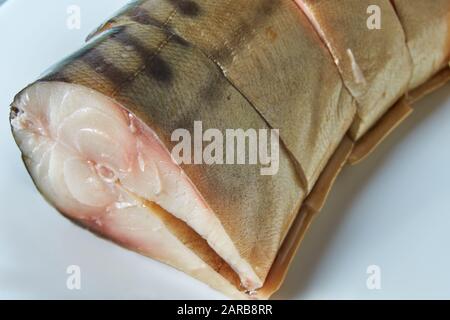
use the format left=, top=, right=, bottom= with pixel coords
left=1, top=0, right=450, bottom=299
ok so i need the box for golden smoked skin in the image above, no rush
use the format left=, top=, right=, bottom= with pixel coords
left=9, top=0, right=450, bottom=299
left=296, top=0, right=412, bottom=139
left=392, top=0, right=450, bottom=89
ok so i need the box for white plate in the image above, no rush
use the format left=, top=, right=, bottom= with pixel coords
left=1, top=0, right=450, bottom=299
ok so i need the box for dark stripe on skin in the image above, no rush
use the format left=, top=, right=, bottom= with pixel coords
left=126, top=6, right=190, bottom=47
left=147, top=55, right=173, bottom=83
left=127, top=6, right=165, bottom=27
left=111, top=30, right=152, bottom=60
left=167, top=0, right=201, bottom=17
left=111, top=29, right=174, bottom=84
left=80, top=48, right=129, bottom=85
left=169, top=32, right=190, bottom=47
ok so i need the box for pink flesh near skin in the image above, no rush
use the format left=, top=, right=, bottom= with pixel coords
left=10, top=81, right=262, bottom=292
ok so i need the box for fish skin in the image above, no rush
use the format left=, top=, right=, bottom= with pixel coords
left=391, top=0, right=450, bottom=89
left=88, top=0, right=357, bottom=192
left=40, top=21, right=305, bottom=287
left=296, top=0, right=413, bottom=140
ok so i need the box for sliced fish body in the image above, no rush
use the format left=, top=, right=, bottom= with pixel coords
left=8, top=0, right=450, bottom=299
left=11, top=20, right=304, bottom=294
